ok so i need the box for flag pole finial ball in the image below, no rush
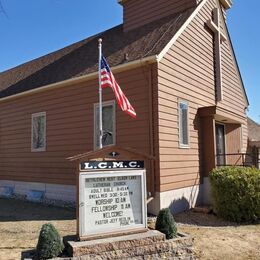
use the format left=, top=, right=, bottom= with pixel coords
left=98, top=38, right=103, bottom=44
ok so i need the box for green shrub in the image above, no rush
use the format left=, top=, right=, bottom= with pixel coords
left=155, top=208, right=177, bottom=239
left=210, top=166, right=260, bottom=223
left=36, top=223, right=64, bottom=259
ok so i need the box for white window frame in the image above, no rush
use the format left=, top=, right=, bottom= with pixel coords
left=31, top=112, right=46, bottom=152
left=215, top=122, right=227, bottom=154
left=215, top=122, right=227, bottom=166
left=178, top=100, right=190, bottom=148
left=240, top=124, right=243, bottom=153
left=94, top=100, right=116, bottom=150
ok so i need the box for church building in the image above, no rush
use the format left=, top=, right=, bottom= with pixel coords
left=0, top=0, right=249, bottom=214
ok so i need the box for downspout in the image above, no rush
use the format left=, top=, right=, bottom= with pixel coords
left=147, top=63, right=156, bottom=199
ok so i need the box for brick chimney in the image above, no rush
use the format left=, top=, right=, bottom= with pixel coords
left=118, top=0, right=233, bottom=32
left=118, top=0, right=199, bottom=32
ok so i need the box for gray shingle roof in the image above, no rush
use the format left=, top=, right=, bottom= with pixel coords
left=248, top=117, right=260, bottom=142
left=0, top=8, right=194, bottom=98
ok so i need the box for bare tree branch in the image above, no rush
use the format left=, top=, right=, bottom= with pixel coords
left=0, top=0, right=8, bottom=18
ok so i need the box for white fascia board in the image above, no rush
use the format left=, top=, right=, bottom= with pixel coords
left=220, top=0, right=232, bottom=9
left=156, top=0, right=248, bottom=107
left=0, top=55, right=157, bottom=103
left=156, top=0, right=208, bottom=62
left=216, top=0, right=249, bottom=107
left=117, top=0, right=126, bottom=5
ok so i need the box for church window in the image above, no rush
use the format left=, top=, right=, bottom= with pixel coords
left=179, top=100, right=189, bottom=147
left=31, top=112, right=46, bottom=152
left=94, top=100, right=116, bottom=149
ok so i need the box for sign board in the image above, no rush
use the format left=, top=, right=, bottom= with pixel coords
left=79, top=169, right=147, bottom=238
left=80, top=160, right=144, bottom=171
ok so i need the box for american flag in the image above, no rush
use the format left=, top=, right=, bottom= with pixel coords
left=100, top=56, right=136, bottom=118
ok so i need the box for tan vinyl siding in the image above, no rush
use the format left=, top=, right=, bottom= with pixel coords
left=0, top=0, right=248, bottom=198
left=225, top=124, right=241, bottom=153
left=224, top=121, right=248, bottom=165
left=0, top=66, right=153, bottom=186
left=225, top=123, right=242, bottom=165
left=157, top=0, right=247, bottom=192
left=123, top=0, right=197, bottom=31
left=242, top=122, right=248, bottom=153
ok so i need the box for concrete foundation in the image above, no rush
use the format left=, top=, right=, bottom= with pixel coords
left=148, top=184, right=204, bottom=215
left=1, top=179, right=212, bottom=215
left=202, top=177, right=212, bottom=205
left=0, top=180, right=76, bottom=202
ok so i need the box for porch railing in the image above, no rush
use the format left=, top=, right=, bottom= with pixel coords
left=216, top=153, right=259, bottom=168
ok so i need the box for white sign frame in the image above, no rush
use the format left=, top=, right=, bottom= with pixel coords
left=79, top=170, right=147, bottom=238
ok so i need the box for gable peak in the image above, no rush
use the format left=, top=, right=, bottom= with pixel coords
left=219, top=0, right=232, bottom=10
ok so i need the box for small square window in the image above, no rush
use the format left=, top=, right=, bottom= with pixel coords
left=179, top=101, right=189, bottom=148
left=31, top=112, right=46, bottom=152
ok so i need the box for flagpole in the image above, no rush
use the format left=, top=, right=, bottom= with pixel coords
left=98, top=38, right=103, bottom=149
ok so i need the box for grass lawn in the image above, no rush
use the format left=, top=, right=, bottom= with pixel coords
left=174, top=211, right=260, bottom=260
left=0, top=198, right=259, bottom=260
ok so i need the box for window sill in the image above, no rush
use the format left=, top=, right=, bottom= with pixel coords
left=94, top=143, right=115, bottom=151
left=179, top=144, right=190, bottom=149
left=31, top=148, right=46, bottom=152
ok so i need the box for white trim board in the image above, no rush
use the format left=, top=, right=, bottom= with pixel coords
left=215, top=0, right=249, bottom=107
left=0, top=56, right=156, bottom=103
left=157, top=0, right=208, bottom=62
left=157, top=0, right=248, bottom=107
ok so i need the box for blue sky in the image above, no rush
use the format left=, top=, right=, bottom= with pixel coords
left=0, top=0, right=259, bottom=122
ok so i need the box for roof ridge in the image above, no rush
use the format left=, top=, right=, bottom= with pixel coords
left=248, top=117, right=260, bottom=126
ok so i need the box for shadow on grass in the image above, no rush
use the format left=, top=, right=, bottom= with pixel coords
left=174, top=210, right=248, bottom=228
left=0, top=198, right=76, bottom=222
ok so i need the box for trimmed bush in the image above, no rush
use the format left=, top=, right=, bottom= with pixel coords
left=155, top=208, right=177, bottom=239
left=36, top=223, right=64, bottom=259
left=210, top=166, right=260, bottom=223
